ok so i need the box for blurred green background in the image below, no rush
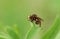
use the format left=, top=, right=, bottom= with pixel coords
left=0, top=0, right=60, bottom=39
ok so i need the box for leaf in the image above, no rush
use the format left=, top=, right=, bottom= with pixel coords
left=42, top=15, right=60, bottom=39
left=25, top=22, right=40, bottom=39
left=7, top=27, right=20, bottom=39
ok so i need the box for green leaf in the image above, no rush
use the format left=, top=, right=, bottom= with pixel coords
left=42, top=15, right=60, bottom=39
left=7, top=28, right=19, bottom=39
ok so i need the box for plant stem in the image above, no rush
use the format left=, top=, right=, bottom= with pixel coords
left=25, top=22, right=39, bottom=39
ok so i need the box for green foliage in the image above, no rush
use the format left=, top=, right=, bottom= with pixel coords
left=0, top=0, right=60, bottom=39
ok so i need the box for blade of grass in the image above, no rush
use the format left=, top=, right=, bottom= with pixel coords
left=42, top=15, right=60, bottom=39
left=25, top=22, right=40, bottom=39
left=7, top=27, right=20, bottom=39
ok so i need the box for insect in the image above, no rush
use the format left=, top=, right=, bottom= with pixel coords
left=28, top=14, right=43, bottom=27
